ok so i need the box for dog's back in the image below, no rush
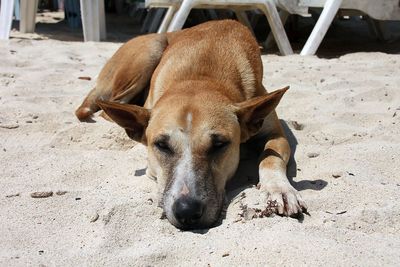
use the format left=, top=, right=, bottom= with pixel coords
left=147, top=20, right=265, bottom=107
left=76, top=20, right=264, bottom=120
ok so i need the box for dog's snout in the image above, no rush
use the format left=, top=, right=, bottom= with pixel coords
left=173, top=197, right=204, bottom=227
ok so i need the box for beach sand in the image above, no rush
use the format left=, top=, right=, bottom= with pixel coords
left=1, top=33, right=400, bottom=266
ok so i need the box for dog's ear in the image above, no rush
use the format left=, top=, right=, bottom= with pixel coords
left=96, top=100, right=150, bottom=144
left=235, top=86, right=289, bottom=141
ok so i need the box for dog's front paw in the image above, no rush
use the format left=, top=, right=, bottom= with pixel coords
left=261, top=181, right=307, bottom=217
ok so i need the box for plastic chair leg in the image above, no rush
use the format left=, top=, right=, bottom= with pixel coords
left=0, top=0, right=15, bottom=39
left=263, top=9, right=289, bottom=49
left=234, top=9, right=256, bottom=36
left=167, top=0, right=193, bottom=32
left=260, top=1, right=293, bottom=55
left=300, top=0, right=342, bottom=56
left=80, top=0, right=106, bottom=42
left=158, top=6, right=177, bottom=33
left=20, top=0, right=38, bottom=33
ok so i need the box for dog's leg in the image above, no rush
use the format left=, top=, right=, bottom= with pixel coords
left=258, top=112, right=307, bottom=216
left=75, top=33, right=168, bottom=121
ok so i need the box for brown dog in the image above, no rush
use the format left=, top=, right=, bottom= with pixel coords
left=75, top=20, right=307, bottom=229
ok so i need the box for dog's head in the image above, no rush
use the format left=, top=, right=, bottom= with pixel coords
left=98, top=86, right=288, bottom=230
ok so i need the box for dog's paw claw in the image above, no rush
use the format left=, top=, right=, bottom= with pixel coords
left=261, top=183, right=307, bottom=217
left=238, top=183, right=307, bottom=220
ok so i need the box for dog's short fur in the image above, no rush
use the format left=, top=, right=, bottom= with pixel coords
left=76, top=20, right=307, bottom=229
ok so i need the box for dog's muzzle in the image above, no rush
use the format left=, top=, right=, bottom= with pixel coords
left=172, top=196, right=205, bottom=228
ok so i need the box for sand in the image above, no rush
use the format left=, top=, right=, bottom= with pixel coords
left=1, top=35, right=400, bottom=266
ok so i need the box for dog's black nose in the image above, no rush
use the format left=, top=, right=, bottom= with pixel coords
left=173, top=197, right=204, bottom=226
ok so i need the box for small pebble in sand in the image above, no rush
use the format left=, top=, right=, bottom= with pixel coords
left=160, top=212, right=167, bottom=220
left=55, top=190, right=67, bottom=196
left=25, top=120, right=32, bottom=123
left=30, top=191, right=53, bottom=198
left=78, top=76, right=91, bottom=81
left=6, top=193, right=20, bottom=198
left=222, top=252, right=230, bottom=257
left=332, top=172, right=342, bottom=178
left=32, top=115, right=38, bottom=119
left=0, top=124, right=19, bottom=129
left=289, top=120, right=304, bottom=131
left=320, top=78, right=325, bottom=83
left=307, top=152, right=319, bottom=158
left=90, top=212, right=99, bottom=223
left=233, top=218, right=242, bottom=223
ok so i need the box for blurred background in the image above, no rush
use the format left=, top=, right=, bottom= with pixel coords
left=3, top=0, right=400, bottom=57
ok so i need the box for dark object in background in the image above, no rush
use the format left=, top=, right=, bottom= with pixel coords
left=39, top=0, right=81, bottom=28
left=64, top=0, right=81, bottom=28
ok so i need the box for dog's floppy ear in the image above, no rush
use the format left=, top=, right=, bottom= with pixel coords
left=97, top=100, right=150, bottom=144
left=235, top=86, right=289, bottom=142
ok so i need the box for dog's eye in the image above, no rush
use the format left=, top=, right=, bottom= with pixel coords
left=154, top=140, right=173, bottom=154
left=213, top=140, right=229, bottom=148
left=210, top=139, right=230, bottom=154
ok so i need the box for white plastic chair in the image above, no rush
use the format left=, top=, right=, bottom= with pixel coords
left=146, top=0, right=253, bottom=34
left=0, top=0, right=106, bottom=41
left=147, top=0, right=293, bottom=55
left=0, top=0, right=38, bottom=39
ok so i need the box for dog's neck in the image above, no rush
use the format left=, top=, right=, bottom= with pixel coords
left=146, top=79, right=249, bottom=110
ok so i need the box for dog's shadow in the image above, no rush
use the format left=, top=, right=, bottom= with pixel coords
left=221, top=120, right=327, bottom=224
